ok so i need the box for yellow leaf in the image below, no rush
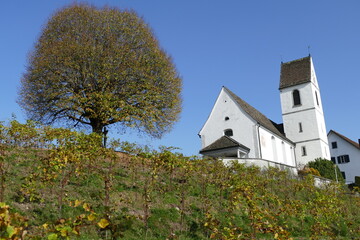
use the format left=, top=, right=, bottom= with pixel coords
left=74, top=200, right=81, bottom=207
left=83, top=203, right=91, bottom=212
left=43, top=223, right=48, bottom=229
left=87, top=213, right=96, bottom=221
left=97, top=218, right=109, bottom=229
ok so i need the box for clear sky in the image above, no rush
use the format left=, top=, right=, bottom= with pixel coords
left=1, top=0, right=359, bottom=156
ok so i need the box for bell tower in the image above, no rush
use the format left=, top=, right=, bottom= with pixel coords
left=279, top=56, right=330, bottom=166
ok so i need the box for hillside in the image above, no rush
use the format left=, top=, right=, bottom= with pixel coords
left=1, top=121, right=360, bottom=239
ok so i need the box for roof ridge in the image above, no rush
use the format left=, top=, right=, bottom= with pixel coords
left=223, top=135, right=241, bottom=145
left=223, top=87, right=290, bottom=142
left=281, top=55, right=311, bottom=65
left=329, top=130, right=360, bottom=149
left=199, top=135, right=250, bottom=153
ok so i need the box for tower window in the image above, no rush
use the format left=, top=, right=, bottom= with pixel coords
left=301, top=146, right=307, bottom=156
left=299, top=122, right=303, bottom=133
left=331, top=142, right=337, bottom=149
left=315, top=91, right=319, bottom=106
left=224, top=129, right=233, bottom=137
left=293, top=89, right=301, bottom=106
left=225, top=116, right=230, bottom=121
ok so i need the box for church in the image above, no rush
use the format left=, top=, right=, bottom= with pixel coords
left=198, top=56, right=331, bottom=170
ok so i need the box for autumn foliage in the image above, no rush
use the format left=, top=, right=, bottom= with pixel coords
left=19, top=4, right=182, bottom=137
left=1, top=120, right=360, bottom=239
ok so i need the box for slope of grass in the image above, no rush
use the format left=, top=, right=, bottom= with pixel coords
left=1, top=121, right=360, bottom=239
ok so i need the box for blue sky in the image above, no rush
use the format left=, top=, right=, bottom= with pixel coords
left=1, top=0, right=359, bottom=156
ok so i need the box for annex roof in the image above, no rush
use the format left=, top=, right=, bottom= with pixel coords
left=223, top=87, right=292, bottom=143
left=279, top=56, right=312, bottom=89
left=328, top=130, right=360, bottom=150
left=199, top=135, right=250, bottom=153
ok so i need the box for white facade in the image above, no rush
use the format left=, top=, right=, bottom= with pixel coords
left=199, top=87, right=296, bottom=168
left=279, top=57, right=330, bottom=166
left=328, top=131, right=360, bottom=184
left=258, top=127, right=296, bottom=166
left=199, top=88, right=258, bottom=158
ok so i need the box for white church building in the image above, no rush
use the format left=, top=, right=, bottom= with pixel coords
left=199, top=56, right=330, bottom=170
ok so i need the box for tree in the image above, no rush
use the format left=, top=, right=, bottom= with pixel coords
left=19, top=4, right=182, bottom=138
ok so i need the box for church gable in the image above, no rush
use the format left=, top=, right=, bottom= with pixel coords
left=198, top=87, right=258, bottom=157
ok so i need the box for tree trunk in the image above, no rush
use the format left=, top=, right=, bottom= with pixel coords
left=90, top=119, right=107, bottom=147
left=90, top=119, right=104, bottom=134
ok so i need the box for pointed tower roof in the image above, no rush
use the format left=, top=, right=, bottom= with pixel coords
left=279, top=56, right=311, bottom=89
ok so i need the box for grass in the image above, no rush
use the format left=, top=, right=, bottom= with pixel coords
left=1, top=137, right=360, bottom=239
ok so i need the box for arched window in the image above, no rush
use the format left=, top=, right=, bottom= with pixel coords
left=293, top=89, right=301, bottom=106
left=224, top=129, right=233, bottom=137
left=271, top=136, right=278, bottom=161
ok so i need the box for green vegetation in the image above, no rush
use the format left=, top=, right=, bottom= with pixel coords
left=19, top=3, right=182, bottom=137
left=1, top=120, right=360, bottom=239
left=307, top=158, right=344, bottom=183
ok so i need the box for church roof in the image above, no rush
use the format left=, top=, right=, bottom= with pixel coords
left=328, top=130, right=360, bottom=149
left=223, top=87, right=290, bottom=141
left=199, top=135, right=250, bottom=153
left=279, top=56, right=311, bottom=89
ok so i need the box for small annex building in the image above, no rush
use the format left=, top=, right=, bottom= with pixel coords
left=328, top=130, right=360, bottom=184
left=199, top=56, right=330, bottom=170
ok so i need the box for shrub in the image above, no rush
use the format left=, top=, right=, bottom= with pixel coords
left=298, top=167, right=321, bottom=176
left=307, top=158, right=344, bottom=183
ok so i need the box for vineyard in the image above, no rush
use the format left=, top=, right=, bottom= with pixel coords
left=1, top=120, right=360, bottom=239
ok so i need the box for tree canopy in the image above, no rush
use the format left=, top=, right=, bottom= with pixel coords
left=19, top=4, right=182, bottom=137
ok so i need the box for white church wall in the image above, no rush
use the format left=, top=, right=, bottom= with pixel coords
left=221, top=157, right=297, bottom=175
left=328, top=133, right=360, bottom=184
left=258, top=127, right=295, bottom=166
left=199, top=88, right=258, bottom=158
